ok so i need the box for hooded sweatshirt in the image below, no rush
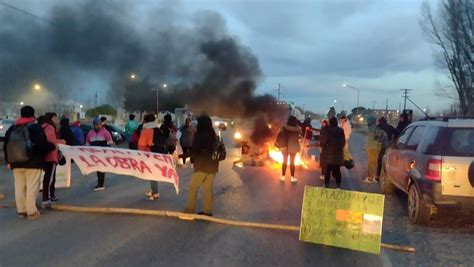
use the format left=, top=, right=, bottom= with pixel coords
left=3, top=117, right=53, bottom=169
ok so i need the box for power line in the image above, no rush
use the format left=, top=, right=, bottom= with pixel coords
left=0, top=1, right=57, bottom=25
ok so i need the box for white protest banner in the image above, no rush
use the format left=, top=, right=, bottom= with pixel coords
left=58, top=145, right=179, bottom=194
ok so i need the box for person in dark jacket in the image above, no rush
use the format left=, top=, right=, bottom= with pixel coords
left=301, top=117, right=318, bottom=140
left=319, top=119, right=329, bottom=180
left=184, top=115, right=219, bottom=216
left=179, top=118, right=196, bottom=165
left=320, top=117, right=345, bottom=189
left=59, top=118, right=75, bottom=146
left=3, top=106, right=53, bottom=218
left=395, top=113, right=410, bottom=138
left=375, top=117, right=396, bottom=181
left=280, top=116, right=302, bottom=183
left=161, top=113, right=177, bottom=154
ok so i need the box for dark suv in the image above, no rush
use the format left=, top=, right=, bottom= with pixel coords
left=380, top=118, right=474, bottom=224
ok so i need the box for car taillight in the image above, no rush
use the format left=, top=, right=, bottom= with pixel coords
left=426, top=159, right=442, bottom=181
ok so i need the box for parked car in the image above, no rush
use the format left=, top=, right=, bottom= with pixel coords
left=80, top=124, right=125, bottom=145
left=380, top=118, right=474, bottom=224
left=0, top=119, right=15, bottom=141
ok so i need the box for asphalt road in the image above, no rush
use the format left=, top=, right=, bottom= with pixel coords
left=0, top=129, right=473, bottom=266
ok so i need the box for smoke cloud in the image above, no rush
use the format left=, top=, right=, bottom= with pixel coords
left=0, top=0, right=276, bottom=117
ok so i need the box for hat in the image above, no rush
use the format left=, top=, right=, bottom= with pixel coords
left=93, top=118, right=101, bottom=125
left=20, top=106, right=35, bottom=118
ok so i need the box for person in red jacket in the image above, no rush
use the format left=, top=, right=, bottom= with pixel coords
left=41, top=112, right=66, bottom=206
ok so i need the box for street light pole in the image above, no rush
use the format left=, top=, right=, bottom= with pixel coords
left=155, top=83, right=167, bottom=115
left=342, top=84, right=360, bottom=110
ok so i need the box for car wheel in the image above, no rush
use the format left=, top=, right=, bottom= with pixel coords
left=380, top=167, right=394, bottom=194
left=408, top=184, right=431, bottom=225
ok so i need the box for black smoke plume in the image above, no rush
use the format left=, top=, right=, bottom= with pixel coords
left=0, top=1, right=277, bottom=118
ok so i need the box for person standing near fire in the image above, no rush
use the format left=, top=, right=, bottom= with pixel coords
left=339, top=115, right=352, bottom=151
left=320, top=117, right=345, bottom=189
left=319, top=119, right=329, bottom=180
left=278, top=116, right=302, bottom=183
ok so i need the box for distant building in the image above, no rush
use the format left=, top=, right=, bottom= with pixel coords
left=370, top=109, right=400, bottom=125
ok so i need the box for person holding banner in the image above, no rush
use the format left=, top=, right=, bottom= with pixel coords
left=138, top=113, right=168, bottom=200
left=184, top=115, right=220, bottom=216
left=42, top=112, right=66, bottom=206
left=86, top=118, right=113, bottom=191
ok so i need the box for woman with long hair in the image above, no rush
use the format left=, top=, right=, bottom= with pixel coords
left=41, top=112, right=65, bottom=206
left=59, top=117, right=75, bottom=146
left=280, top=116, right=301, bottom=183
left=184, top=115, right=220, bottom=216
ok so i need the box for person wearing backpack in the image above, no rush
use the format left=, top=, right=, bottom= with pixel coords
left=320, top=117, right=345, bottom=189
left=42, top=112, right=66, bottom=206
left=86, top=118, right=113, bottom=191
left=161, top=114, right=177, bottom=154
left=184, top=115, right=221, bottom=216
left=3, top=106, right=54, bottom=219
left=138, top=113, right=167, bottom=200
left=375, top=117, right=396, bottom=182
left=278, top=116, right=301, bottom=183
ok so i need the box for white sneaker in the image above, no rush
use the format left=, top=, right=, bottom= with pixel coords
left=320, top=175, right=325, bottom=180
left=291, top=176, right=298, bottom=183
left=280, top=176, right=285, bottom=182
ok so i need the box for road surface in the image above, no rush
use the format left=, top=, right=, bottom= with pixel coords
left=0, top=129, right=473, bottom=266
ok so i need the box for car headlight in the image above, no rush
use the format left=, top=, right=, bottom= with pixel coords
left=214, top=122, right=219, bottom=126
left=224, top=122, right=228, bottom=126
left=112, top=132, right=120, bottom=137
left=234, top=132, right=242, bottom=140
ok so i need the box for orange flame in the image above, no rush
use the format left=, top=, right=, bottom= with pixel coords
left=268, top=146, right=303, bottom=166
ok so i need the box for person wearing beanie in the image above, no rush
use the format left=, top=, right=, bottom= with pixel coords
left=85, top=118, right=113, bottom=191
left=320, top=117, right=345, bottom=189
left=3, top=106, right=54, bottom=219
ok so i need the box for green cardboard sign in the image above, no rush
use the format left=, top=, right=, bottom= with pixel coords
left=299, top=186, right=385, bottom=254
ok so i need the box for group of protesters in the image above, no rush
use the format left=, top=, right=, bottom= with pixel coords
left=3, top=106, right=221, bottom=219
left=279, top=112, right=409, bottom=189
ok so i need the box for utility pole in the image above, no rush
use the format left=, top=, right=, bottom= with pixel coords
left=372, top=100, right=376, bottom=110
left=95, top=91, right=98, bottom=107
left=385, top=98, right=388, bottom=112
left=400, top=89, right=412, bottom=111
